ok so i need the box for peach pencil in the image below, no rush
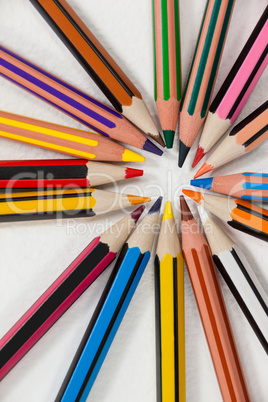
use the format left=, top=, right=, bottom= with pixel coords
left=180, top=196, right=250, bottom=402
left=191, top=172, right=268, bottom=202
left=178, top=0, right=235, bottom=167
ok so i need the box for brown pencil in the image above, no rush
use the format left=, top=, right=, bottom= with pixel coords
left=180, top=195, right=250, bottom=402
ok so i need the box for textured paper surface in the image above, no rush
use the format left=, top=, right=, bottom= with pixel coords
left=0, top=1, right=267, bottom=401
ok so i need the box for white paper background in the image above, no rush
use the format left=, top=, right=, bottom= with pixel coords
left=0, top=0, right=267, bottom=401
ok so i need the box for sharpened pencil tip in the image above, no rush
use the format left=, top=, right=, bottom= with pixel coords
left=178, top=140, right=190, bottom=167
left=127, top=195, right=151, bottom=205
left=190, top=177, right=213, bottom=190
left=163, top=201, right=174, bottom=221
left=163, top=130, right=175, bottom=148
left=192, top=146, right=205, bottom=167
left=125, top=167, right=143, bottom=179
left=182, top=189, right=204, bottom=204
left=194, top=162, right=213, bottom=178
left=143, top=138, right=163, bottom=156
left=122, top=149, right=145, bottom=163
left=131, top=205, right=145, bottom=223
left=180, top=195, right=194, bottom=221
left=148, top=196, right=163, bottom=214
left=148, top=132, right=166, bottom=148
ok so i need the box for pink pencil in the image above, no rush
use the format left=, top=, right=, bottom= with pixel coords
left=194, top=6, right=268, bottom=166
left=0, top=207, right=144, bottom=380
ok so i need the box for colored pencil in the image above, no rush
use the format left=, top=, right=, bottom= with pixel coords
left=29, top=0, right=164, bottom=147
left=152, top=0, right=182, bottom=148
left=0, top=45, right=162, bottom=155
left=0, top=160, right=143, bottom=189
left=0, top=188, right=150, bottom=222
left=193, top=6, right=268, bottom=166
left=191, top=172, right=268, bottom=202
left=180, top=196, right=250, bottom=402
left=0, top=206, right=144, bottom=380
left=55, top=197, right=162, bottom=402
left=183, top=189, right=268, bottom=242
left=154, top=201, right=185, bottom=402
left=198, top=206, right=268, bottom=353
left=195, top=101, right=268, bottom=178
left=0, top=110, right=144, bottom=163
left=178, top=0, right=235, bottom=167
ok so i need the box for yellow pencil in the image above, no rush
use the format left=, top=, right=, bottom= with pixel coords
left=154, top=201, right=185, bottom=402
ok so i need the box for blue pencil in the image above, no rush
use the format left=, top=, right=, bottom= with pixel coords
left=190, top=172, right=268, bottom=202
left=55, top=197, right=162, bottom=401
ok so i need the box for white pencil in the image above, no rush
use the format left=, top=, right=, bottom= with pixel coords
left=198, top=206, right=268, bottom=353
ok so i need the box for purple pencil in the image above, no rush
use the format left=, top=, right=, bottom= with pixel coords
left=0, top=45, right=162, bottom=155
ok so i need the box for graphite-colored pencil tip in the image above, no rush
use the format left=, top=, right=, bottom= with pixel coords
left=178, top=140, right=190, bottom=167
left=163, top=130, right=175, bottom=149
left=125, top=167, right=144, bottom=179
left=180, top=195, right=194, bottom=222
left=127, top=194, right=151, bottom=205
left=190, top=177, right=213, bottom=190
left=182, top=189, right=203, bottom=204
left=131, top=205, right=145, bottom=223
left=122, top=149, right=145, bottom=163
left=143, top=138, right=163, bottom=156
left=148, top=196, right=163, bottom=214
left=163, top=201, right=174, bottom=221
left=192, top=146, right=206, bottom=167
left=194, top=162, right=213, bottom=179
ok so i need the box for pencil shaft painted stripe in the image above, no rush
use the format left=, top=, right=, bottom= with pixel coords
left=174, top=0, right=181, bottom=99
left=243, top=183, right=268, bottom=190
left=161, top=0, right=170, bottom=100
left=244, top=173, right=268, bottom=177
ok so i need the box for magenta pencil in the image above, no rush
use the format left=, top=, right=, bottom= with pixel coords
left=0, top=207, right=144, bottom=380
left=193, top=6, right=268, bottom=166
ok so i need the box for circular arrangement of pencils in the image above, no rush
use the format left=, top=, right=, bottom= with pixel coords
left=0, top=1, right=267, bottom=401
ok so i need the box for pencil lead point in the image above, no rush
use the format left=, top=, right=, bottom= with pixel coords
left=125, top=167, right=143, bottom=179
left=194, top=162, right=213, bottom=178
left=192, top=146, right=205, bottom=167
left=143, top=138, right=163, bottom=156
left=190, top=177, right=213, bottom=190
left=180, top=195, right=194, bottom=221
left=127, top=195, right=151, bottom=205
left=148, top=196, right=163, bottom=214
left=178, top=140, right=190, bottom=167
left=162, top=201, right=174, bottom=221
left=122, top=149, right=145, bottom=163
left=131, top=205, right=145, bottom=223
left=182, top=189, right=204, bottom=204
left=163, top=130, right=175, bottom=148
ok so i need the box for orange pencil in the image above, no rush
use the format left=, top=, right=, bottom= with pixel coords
left=152, top=0, right=182, bottom=148
left=179, top=0, right=235, bottom=167
left=180, top=196, right=250, bottom=402
left=29, top=0, right=164, bottom=146
left=183, top=190, right=268, bottom=242
left=195, top=101, right=268, bottom=178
